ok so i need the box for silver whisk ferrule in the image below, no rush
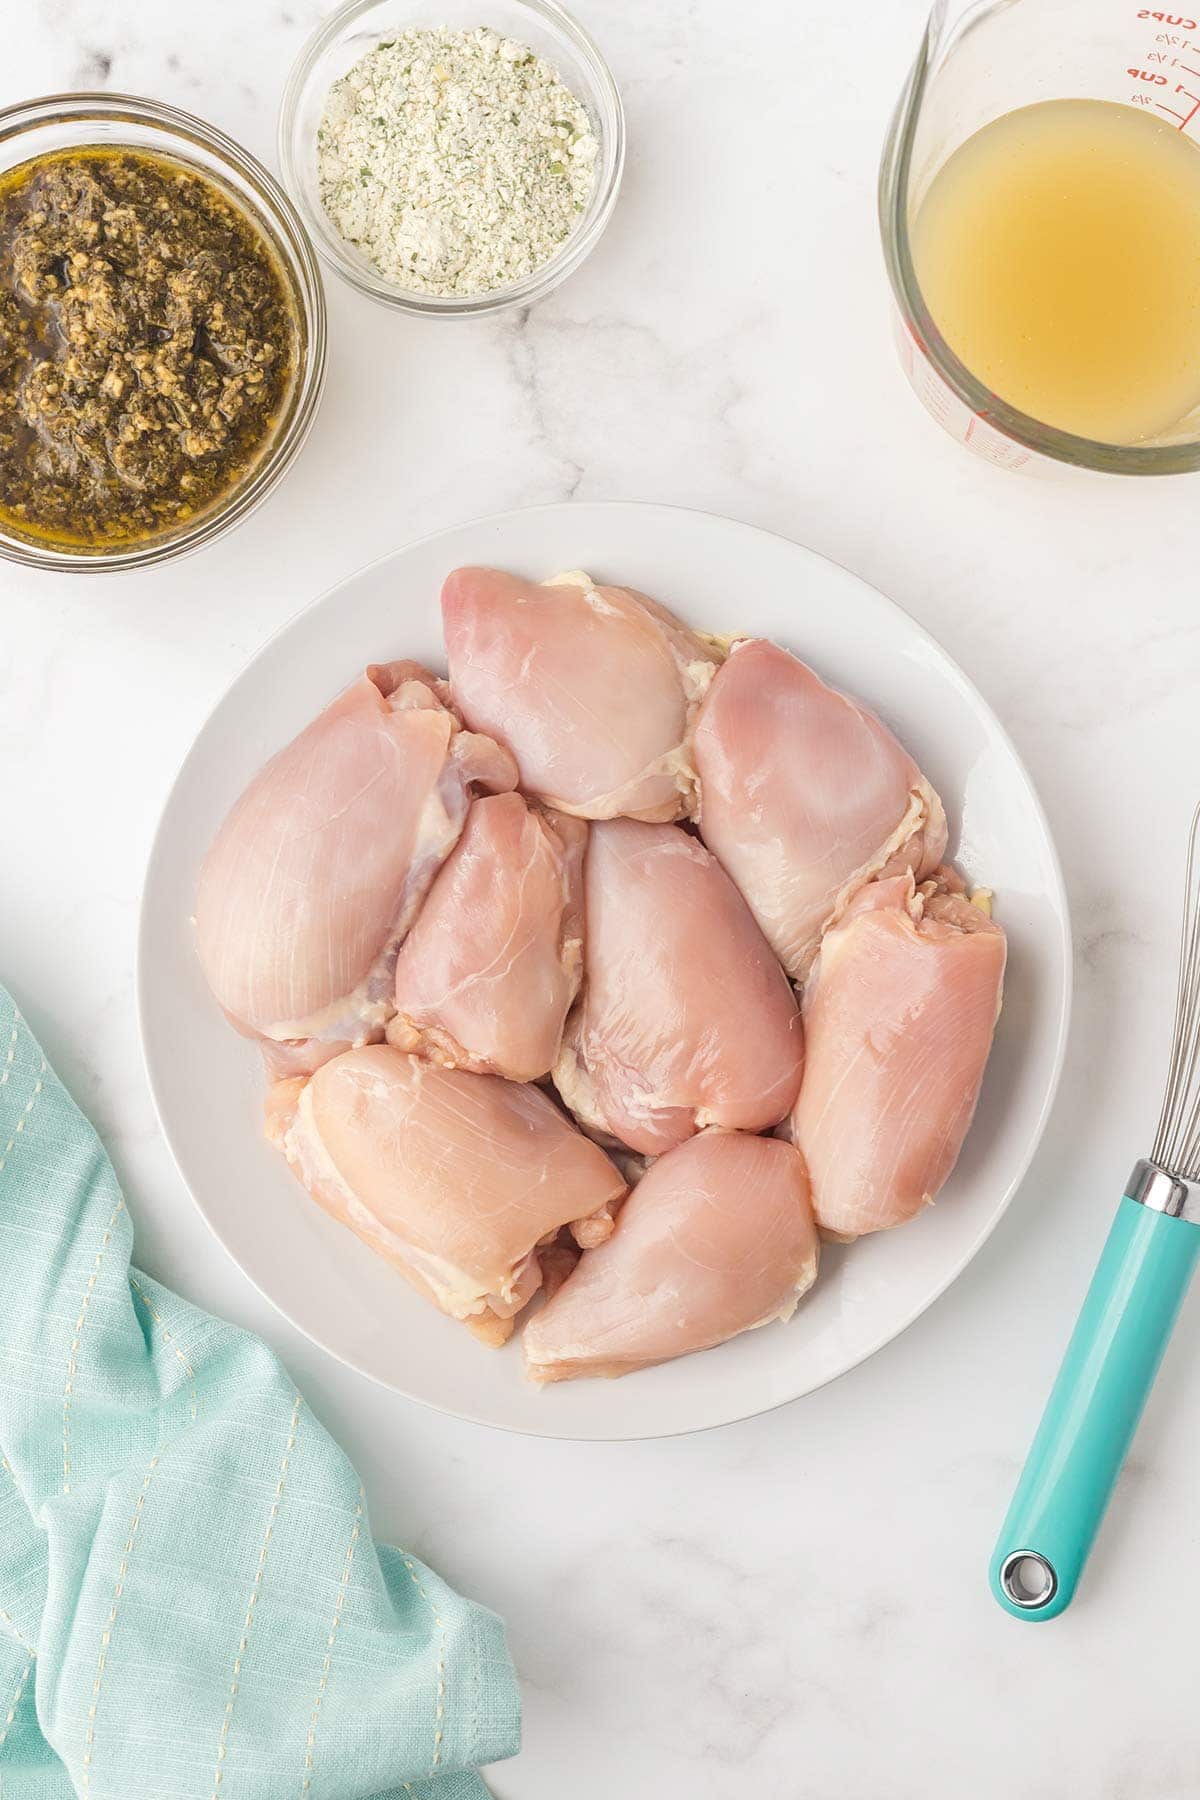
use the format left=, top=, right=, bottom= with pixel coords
left=1126, top=1159, right=1200, bottom=1223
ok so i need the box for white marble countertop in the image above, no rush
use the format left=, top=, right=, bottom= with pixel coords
left=6, top=1, right=1200, bottom=1794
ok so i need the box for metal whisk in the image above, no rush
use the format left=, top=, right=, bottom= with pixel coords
left=991, top=804, right=1200, bottom=1620
left=1152, top=805, right=1200, bottom=1182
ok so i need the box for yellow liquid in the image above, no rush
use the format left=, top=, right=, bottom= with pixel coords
left=911, top=99, right=1200, bottom=444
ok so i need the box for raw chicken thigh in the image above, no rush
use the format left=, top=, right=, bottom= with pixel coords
left=390, top=793, right=586, bottom=1081
left=267, top=1045, right=627, bottom=1343
left=196, top=662, right=516, bottom=1069
left=790, top=872, right=1006, bottom=1239
left=554, top=819, right=804, bottom=1154
left=442, top=567, right=722, bottom=821
left=524, top=1130, right=819, bottom=1382
left=693, top=638, right=947, bottom=980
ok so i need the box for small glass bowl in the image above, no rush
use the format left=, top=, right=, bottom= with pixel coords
left=279, top=0, right=625, bottom=317
left=0, top=93, right=327, bottom=573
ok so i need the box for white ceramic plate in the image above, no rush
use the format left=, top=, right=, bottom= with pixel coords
left=139, top=502, right=1071, bottom=1439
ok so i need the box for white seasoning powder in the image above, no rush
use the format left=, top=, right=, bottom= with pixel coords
left=316, top=26, right=599, bottom=298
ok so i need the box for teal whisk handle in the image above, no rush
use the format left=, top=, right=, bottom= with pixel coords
left=990, top=1170, right=1200, bottom=1621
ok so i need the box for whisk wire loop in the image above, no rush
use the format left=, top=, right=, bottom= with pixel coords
left=1152, top=802, right=1200, bottom=1180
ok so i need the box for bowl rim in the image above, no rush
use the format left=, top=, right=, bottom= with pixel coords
left=0, top=90, right=328, bottom=574
left=278, top=0, right=626, bottom=317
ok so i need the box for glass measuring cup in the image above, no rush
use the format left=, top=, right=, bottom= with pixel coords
left=881, top=0, right=1200, bottom=473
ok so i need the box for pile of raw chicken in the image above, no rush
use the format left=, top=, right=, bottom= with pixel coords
left=195, top=568, right=1006, bottom=1384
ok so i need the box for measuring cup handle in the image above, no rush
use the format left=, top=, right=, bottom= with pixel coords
left=990, top=1195, right=1200, bottom=1620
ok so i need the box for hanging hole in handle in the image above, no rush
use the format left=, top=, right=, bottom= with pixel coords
left=1000, top=1550, right=1058, bottom=1609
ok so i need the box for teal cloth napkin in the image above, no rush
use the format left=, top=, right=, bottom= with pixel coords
left=0, top=988, right=520, bottom=1799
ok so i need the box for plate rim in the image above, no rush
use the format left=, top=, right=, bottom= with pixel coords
left=137, top=499, right=1074, bottom=1440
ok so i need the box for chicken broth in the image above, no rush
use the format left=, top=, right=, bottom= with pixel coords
left=0, top=145, right=300, bottom=548
left=911, top=100, right=1200, bottom=445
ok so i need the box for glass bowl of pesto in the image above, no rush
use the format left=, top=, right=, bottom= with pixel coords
left=279, top=0, right=624, bottom=317
left=0, top=93, right=326, bottom=572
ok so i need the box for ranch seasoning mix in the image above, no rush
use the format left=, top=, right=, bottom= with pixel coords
left=316, top=26, right=599, bottom=298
